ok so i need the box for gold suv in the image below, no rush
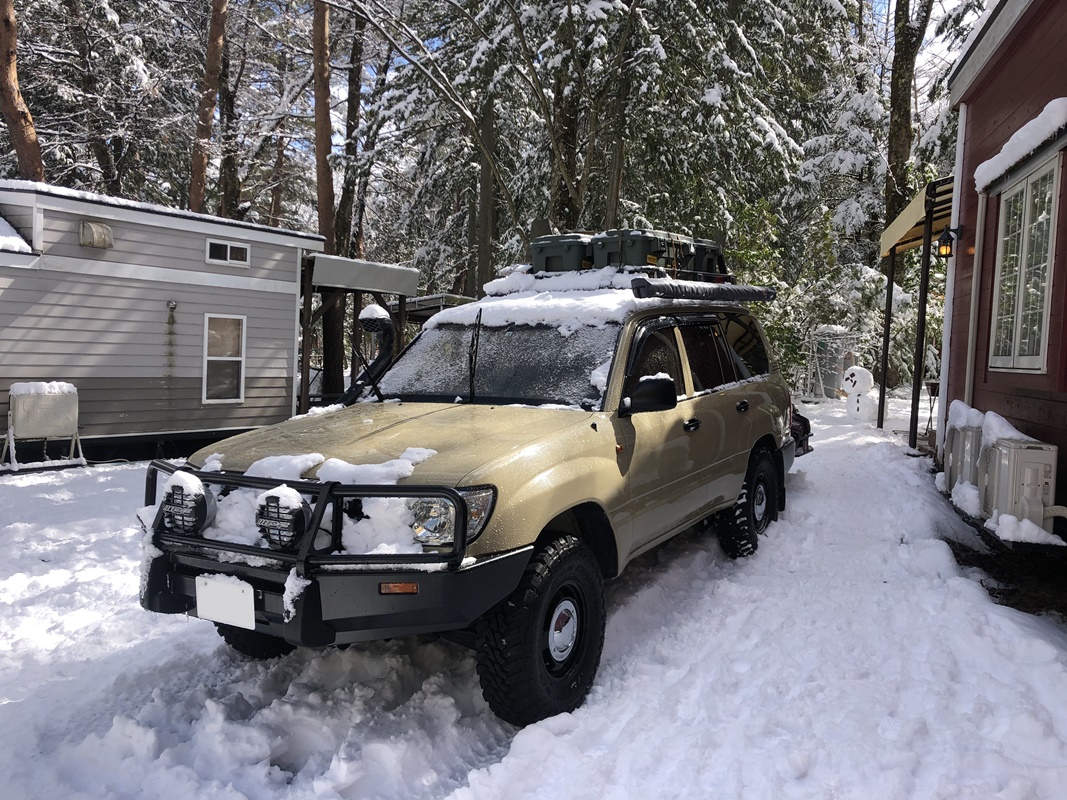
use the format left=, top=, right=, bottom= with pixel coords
left=141, top=262, right=802, bottom=726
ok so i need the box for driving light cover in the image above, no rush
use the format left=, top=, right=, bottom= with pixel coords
left=409, top=487, right=495, bottom=547
left=161, top=472, right=216, bottom=535
left=256, top=486, right=311, bottom=551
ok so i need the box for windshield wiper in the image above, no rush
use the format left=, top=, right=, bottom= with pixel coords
left=468, top=308, right=483, bottom=403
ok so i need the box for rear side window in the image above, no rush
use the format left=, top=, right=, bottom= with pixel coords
left=679, top=323, right=736, bottom=392
left=721, top=314, right=770, bottom=378
left=623, top=327, right=683, bottom=397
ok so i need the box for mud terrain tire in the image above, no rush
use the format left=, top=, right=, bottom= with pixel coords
left=476, top=535, right=605, bottom=726
left=718, top=449, right=778, bottom=559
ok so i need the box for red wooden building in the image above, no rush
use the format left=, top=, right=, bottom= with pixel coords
left=941, top=0, right=1067, bottom=526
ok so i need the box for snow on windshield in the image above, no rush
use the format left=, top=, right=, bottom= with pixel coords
left=379, top=322, right=619, bottom=408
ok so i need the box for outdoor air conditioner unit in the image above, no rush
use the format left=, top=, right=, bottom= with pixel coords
left=944, top=425, right=983, bottom=490
left=1, top=382, right=86, bottom=471
left=977, top=439, right=1058, bottom=533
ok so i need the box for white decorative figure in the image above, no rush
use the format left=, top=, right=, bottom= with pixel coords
left=843, top=366, right=878, bottom=421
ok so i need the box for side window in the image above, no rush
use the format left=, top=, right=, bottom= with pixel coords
left=623, top=327, right=683, bottom=398
left=989, top=155, right=1058, bottom=371
left=206, top=239, right=250, bottom=267
left=721, top=314, right=770, bottom=379
left=203, top=314, right=246, bottom=403
left=679, top=323, right=736, bottom=393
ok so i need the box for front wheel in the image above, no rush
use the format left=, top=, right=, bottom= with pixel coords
left=476, top=535, right=605, bottom=726
left=717, top=449, right=779, bottom=559
left=215, top=623, right=296, bottom=659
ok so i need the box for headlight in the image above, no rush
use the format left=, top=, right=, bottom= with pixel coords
left=409, top=487, right=495, bottom=547
left=256, top=486, right=311, bottom=550
left=161, top=472, right=216, bottom=534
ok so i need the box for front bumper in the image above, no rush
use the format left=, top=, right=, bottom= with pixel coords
left=140, top=459, right=530, bottom=647
left=141, top=546, right=533, bottom=646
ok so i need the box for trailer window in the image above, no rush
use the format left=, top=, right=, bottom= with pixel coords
left=203, top=314, right=246, bottom=403
left=206, top=239, right=250, bottom=266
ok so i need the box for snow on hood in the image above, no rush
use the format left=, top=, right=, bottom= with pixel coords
left=188, top=402, right=588, bottom=484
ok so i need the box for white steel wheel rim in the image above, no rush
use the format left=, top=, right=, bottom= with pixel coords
left=753, top=481, right=768, bottom=524
left=548, top=598, right=579, bottom=663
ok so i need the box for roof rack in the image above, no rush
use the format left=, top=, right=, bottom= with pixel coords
left=631, top=276, right=776, bottom=303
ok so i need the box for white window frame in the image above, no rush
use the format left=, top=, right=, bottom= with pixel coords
left=205, top=238, right=250, bottom=267
left=202, top=314, right=247, bottom=404
left=988, top=153, right=1061, bottom=372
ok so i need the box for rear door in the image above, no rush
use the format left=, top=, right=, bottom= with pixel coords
left=676, top=319, right=747, bottom=509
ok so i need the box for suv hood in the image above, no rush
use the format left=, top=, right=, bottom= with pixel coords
left=190, top=402, right=593, bottom=485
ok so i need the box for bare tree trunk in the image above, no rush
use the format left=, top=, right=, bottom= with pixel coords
left=353, top=44, right=394, bottom=261
left=314, top=0, right=345, bottom=398
left=62, top=0, right=124, bottom=193
left=476, top=97, right=496, bottom=295
left=189, top=0, right=228, bottom=213
left=216, top=38, right=241, bottom=218
left=604, top=2, right=639, bottom=231
left=267, top=136, right=286, bottom=227
left=0, top=0, right=43, bottom=181
left=334, top=15, right=367, bottom=258
left=884, top=0, right=934, bottom=228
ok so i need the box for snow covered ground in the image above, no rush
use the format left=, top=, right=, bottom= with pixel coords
left=2, top=396, right=1067, bottom=799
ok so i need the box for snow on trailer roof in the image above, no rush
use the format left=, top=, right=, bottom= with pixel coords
left=0, top=217, right=30, bottom=254
left=0, top=180, right=326, bottom=245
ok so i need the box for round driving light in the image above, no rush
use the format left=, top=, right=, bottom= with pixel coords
left=256, top=486, right=311, bottom=551
left=161, top=473, right=216, bottom=534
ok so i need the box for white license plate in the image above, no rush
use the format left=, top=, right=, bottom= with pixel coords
left=195, top=575, right=255, bottom=630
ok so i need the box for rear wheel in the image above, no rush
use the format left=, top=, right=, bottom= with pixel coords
left=215, top=623, right=296, bottom=659
left=476, top=535, right=605, bottom=726
left=718, top=450, right=778, bottom=559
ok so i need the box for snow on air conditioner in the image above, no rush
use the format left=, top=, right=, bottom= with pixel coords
left=2, top=381, right=86, bottom=471
left=940, top=400, right=1065, bottom=546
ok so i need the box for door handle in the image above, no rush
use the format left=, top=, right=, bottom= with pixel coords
left=683, top=418, right=701, bottom=432
left=736, top=400, right=749, bottom=413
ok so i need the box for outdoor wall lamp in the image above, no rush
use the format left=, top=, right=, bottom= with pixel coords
left=936, top=227, right=961, bottom=258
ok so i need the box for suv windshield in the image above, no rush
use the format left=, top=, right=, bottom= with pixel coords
left=378, top=322, right=620, bottom=408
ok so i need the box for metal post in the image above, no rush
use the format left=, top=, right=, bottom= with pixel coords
left=298, top=257, right=315, bottom=415
left=877, top=246, right=896, bottom=429
left=909, top=187, right=936, bottom=450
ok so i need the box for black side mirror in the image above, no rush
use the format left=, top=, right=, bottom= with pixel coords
left=621, top=376, right=678, bottom=416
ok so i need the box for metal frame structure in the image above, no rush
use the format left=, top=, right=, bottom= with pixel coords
left=878, top=176, right=955, bottom=448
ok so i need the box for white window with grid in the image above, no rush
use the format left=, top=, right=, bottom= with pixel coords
left=989, top=154, right=1061, bottom=371
left=203, top=314, right=246, bottom=403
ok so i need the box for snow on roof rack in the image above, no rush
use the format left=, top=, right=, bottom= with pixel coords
left=630, top=276, right=776, bottom=303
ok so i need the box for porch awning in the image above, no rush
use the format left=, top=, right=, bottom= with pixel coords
left=879, top=176, right=954, bottom=258
left=312, top=254, right=419, bottom=296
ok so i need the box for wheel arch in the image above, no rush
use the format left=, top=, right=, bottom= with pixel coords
left=537, top=503, right=620, bottom=579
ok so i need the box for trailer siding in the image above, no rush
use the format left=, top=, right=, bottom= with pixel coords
left=0, top=182, right=320, bottom=444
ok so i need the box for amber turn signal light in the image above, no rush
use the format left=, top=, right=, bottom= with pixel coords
left=379, top=582, right=419, bottom=595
